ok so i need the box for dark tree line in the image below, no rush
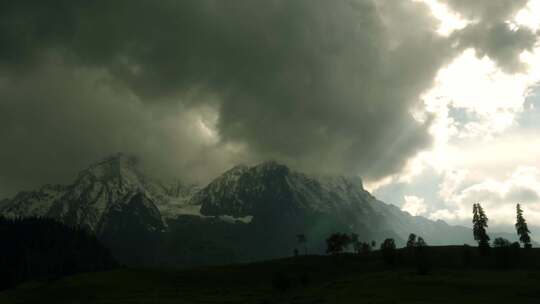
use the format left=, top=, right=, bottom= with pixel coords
left=0, top=217, right=117, bottom=290
left=324, top=233, right=376, bottom=255
left=321, top=233, right=432, bottom=274
left=325, top=233, right=352, bottom=255
left=304, top=202, right=536, bottom=274
left=405, top=234, right=430, bottom=274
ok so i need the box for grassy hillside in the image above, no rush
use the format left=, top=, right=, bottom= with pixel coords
left=2, top=247, right=540, bottom=303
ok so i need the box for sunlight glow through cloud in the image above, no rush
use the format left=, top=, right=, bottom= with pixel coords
left=413, top=0, right=470, bottom=36
left=424, top=48, right=539, bottom=138
left=381, top=1, right=540, bottom=227
left=402, top=195, right=428, bottom=216
left=515, top=0, right=540, bottom=31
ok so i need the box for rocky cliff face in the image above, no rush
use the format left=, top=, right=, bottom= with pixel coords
left=192, top=161, right=471, bottom=245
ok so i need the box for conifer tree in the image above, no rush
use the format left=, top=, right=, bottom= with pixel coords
left=515, top=204, right=532, bottom=249
left=472, top=203, right=490, bottom=254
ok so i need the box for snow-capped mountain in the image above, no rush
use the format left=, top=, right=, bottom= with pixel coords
left=193, top=161, right=471, bottom=245
left=0, top=153, right=198, bottom=235
left=194, top=161, right=376, bottom=221
left=151, top=180, right=201, bottom=219
left=0, top=155, right=474, bottom=266
left=0, top=184, right=67, bottom=218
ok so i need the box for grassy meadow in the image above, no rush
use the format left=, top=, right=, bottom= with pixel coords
left=2, top=247, right=540, bottom=303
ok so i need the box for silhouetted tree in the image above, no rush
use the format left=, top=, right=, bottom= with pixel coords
left=406, top=233, right=417, bottom=248
left=493, top=237, right=511, bottom=248
left=414, top=236, right=430, bottom=275
left=473, top=203, right=490, bottom=255
left=416, top=237, right=427, bottom=247
left=326, top=233, right=351, bottom=255
left=350, top=233, right=361, bottom=254
left=296, top=234, right=307, bottom=255
left=361, top=242, right=372, bottom=254
left=371, top=240, right=376, bottom=248
left=380, top=238, right=397, bottom=266
left=515, top=204, right=532, bottom=249
left=493, top=237, right=512, bottom=269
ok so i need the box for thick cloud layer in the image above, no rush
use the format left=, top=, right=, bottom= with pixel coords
left=446, top=0, right=538, bottom=72
left=0, top=0, right=535, bottom=197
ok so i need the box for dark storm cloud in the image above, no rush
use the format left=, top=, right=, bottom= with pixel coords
left=444, top=0, right=528, bottom=21
left=0, top=59, right=247, bottom=195
left=444, top=0, right=538, bottom=72
left=0, top=0, right=535, bottom=197
left=507, top=187, right=540, bottom=204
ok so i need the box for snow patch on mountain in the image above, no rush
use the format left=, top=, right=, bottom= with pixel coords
left=151, top=181, right=201, bottom=219
left=0, top=184, right=67, bottom=218
left=194, top=161, right=373, bottom=219
left=0, top=153, right=204, bottom=233
left=0, top=156, right=471, bottom=245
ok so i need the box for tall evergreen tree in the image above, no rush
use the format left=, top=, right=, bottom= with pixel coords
left=515, top=204, right=532, bottom=249
left=472, top=203, right=490, bottom=254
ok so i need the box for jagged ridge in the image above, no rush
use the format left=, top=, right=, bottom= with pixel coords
left=0, top=154, right=198, bottom=235
left=0, top=156, right=473, bottom=247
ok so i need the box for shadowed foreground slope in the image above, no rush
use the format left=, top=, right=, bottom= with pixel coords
left=2, top=248, right=540, bottom=304
left=0, top=217, right=117, bottom=291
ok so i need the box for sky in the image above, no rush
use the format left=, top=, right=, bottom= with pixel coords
left=372, top=0, right=540, bottom=231
left=0, top=0, right=539, bottom=231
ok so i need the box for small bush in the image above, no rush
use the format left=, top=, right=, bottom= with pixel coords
left=380, top=238, right=396, bottom=267
left=272, top=272, right=291, bottom=293
left=414, top=242, right=431, bottom=275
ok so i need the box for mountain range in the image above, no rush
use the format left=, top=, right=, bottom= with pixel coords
left=0, top=153, right=504, bottom=266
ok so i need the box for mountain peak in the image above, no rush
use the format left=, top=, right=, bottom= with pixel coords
left=195, top=160, right=368, bottom=218
left=95, top=153, right=138, bottom=170
left=77, top=153, right=143, bottom=187
left=227, top=164, right=250, bottom=173
left=252, top=160, right=290, bottom=174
